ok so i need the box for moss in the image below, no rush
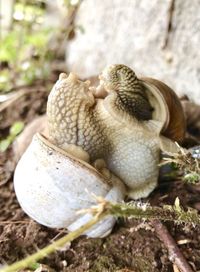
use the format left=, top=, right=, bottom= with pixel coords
left=133, top=255, right=159, bottom=272
left=90, top=255, right=120, bottom=272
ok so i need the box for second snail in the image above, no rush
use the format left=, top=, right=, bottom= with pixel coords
left=14, top=64, right=186, bottom=237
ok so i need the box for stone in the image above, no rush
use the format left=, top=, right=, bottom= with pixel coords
left=65, top=0, right=200, bottom=104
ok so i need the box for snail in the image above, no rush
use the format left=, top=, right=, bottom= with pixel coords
left=14, top=64, right=185, bottom=237
left=46, top=65, right=185, bottom=199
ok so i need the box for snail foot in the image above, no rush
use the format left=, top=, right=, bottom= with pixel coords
left=128, top=179, right=157, bottom=200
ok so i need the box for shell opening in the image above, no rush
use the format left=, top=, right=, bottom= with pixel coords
left=141, top=80, right=170, bottom=133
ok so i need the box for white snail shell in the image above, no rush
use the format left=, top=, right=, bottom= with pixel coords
left=14, top=133, right=126, bottom=238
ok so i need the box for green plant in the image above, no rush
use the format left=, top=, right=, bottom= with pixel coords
left=0, top=1, right=54, bottom=92
left=161, top=144, right=200, bottom=184
left=0, top=121, right=24, bottom=152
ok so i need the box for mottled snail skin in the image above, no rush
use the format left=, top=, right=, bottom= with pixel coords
left=100, top=64, right=153, bottom=121
left=47, top=73, right=111, bottom=162
left=47, top=65, right=182, bottom=199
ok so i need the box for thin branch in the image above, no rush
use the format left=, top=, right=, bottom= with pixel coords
left=0, top=220, right=30, bottom=225
left=0, top=87, right=47, bottom=113
left=152, top=220, right=193, bottom=272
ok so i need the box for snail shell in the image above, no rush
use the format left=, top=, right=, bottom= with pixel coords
left=141, top=77, right=186, bottom=143
left=14, top=133, right=126, bottom=238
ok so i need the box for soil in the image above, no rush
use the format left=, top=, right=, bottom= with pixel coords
left=0, top=76, right=200, bottom=272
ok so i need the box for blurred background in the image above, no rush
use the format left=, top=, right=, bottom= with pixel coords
left=0, top=0, right=200, bottom=152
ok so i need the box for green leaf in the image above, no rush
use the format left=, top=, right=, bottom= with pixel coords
left=26, top=29, right=50, bottom=49
left=0, top=31, right=19, bottom=62
left=10, top=121, right=24, bottom=136
left=0, top=139, right=11, bottom=152
left=184, top=172, right=200, bottom=184
left=28, top=262, right=40, bottom=270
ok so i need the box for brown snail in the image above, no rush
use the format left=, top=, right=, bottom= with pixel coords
left=14, top=64, right=185, bottom=237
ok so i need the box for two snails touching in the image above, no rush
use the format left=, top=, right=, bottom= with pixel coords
left=14, top=64, right=186, bottom=237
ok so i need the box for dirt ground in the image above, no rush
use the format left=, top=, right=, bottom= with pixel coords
left=1, top=73, right=200, bottom=272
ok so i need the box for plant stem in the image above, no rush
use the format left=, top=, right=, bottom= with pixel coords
left=107, top=201, right=200, bottom=225
left=0, top=214, right=106, bottom=272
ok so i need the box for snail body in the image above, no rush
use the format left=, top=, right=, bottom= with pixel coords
left=47, top=66, right=185, bottom=199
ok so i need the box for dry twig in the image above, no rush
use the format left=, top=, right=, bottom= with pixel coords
left=152, top=220, right=193, bottom=272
